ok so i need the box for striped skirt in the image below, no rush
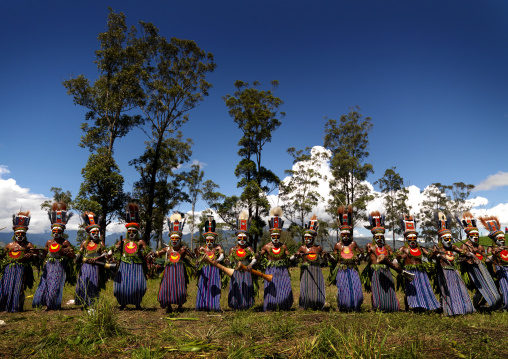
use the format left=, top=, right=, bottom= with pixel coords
left=299, top=264, right=325, bottom=310
left=437, top=267, right=474, bottom=316
left=495, top=265, right=508, bottom=309
left=264, top=266, right=293, bottom=311
left=32, top=261, right=66, bottom=310
left=370, top=266, right=399, bottom=312
left=336, top=267, right=363, bottom=311
left=75, top=263, right=100, bottom=307
left=0, top=264, right=26, bottom=312
left=228, top=269, right=254, bottom=310
left=158, top=262, right=187, bottom=307
left=113, top=262, right=147, bottom=306
left=196, top=265, right=221, bottom=311
left=405, top=269, right=440, bottom=311
left=467, top=262, right=501, bottom=308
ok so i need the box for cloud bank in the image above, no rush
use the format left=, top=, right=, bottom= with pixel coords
left=474, top=171, right=508, bottom=191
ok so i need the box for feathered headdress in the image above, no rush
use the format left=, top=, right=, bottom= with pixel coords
left=49, top=202, right=73, bottom=230
left=203, top=214, right=217, bottom=239
left=434, top=211, right=452, bottom=239
left=269, top=207, right=284, bottom=234
left=82, top=211, right=100, bottom=232
left=337, top=206, right=353, bottom=233
left=125, top=203, right=140, bottom=229
left=12, top=210, right=30, bottom=232
left=455, top=212, right=478, bottom=235
left=479, top=215, right=504, bottom=240
left=400, top=214, right=417, bottom=238
left=236, top=211, right=250, bottom=236
left=168, top=212, right=185, bottom=238
left=368, top=211, right=385, bottom=235
left=304, top=214, right=319, bottom=237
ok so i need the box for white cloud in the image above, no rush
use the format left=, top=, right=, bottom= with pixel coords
left=0, top=165, right=10, bottom=178
left=474, top=171, right=508, bottom=191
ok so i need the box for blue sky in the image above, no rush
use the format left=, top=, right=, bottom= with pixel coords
left=1, top=0, right=508, bottom=234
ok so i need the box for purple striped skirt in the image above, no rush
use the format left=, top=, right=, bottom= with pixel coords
left=370, top=266, right=399, bottom=312
left=437, top=267, right=474, bottom=316
left=113, top=261, right=147, bottom=306
left=299, top=264, right=325, bottom=310
left=158, top=262, right=187, bottom=307
left=264, top=266, right=293, bottom=311
left=75, top=263, right=100, bottom=307
left=228, top=269, right=254, bottom=310
left=336, top=267, right=363, bottom=311
left=32, top=260, right=66, bottom=310
left=467, top=262, right=501, bottom=308
left=196, top=265, right=221, bottom=311
left=495, top=265, right=508, bottom=309
left=405, top=269, right=440, bottom=311
left=0, top=263, right=26, bottom=312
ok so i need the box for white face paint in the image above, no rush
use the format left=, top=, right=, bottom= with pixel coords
left=496, top=234, right=505, bottom=246
left=127, top=228, right=138, bottom=240
left=206, top=237, right=215, bottom=249
left=441, top=234, right=452, bottom=247
left=468, top=232, right=479, bottom=244
left=341, top=231, right=351, bottom=243
left=237, top=234, right=247, bottom=246
left=304, top=235, right=313, bottom=245
left=271, top=234, right=280, bottom=245
left=374, top=234, right=385, bottom=246
left=15, top=231, right=26, bottom=242
left=171, top=235, right=181, bottom=247
left=407, top=235, right=418, bottom=248
left=52, top=228, right=63, bottom=239
left=90, top=229, right=100, bottom=241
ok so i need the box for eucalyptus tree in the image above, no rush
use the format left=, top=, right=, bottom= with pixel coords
left=223, top=80, right=285, bottom=251
left=323, top=106, right=374, bottom=229
left=132, top=23, right=216, bottom=244
left=185, top=164, right=205, bottom=250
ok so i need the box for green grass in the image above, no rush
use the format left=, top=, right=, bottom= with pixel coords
left=1, top=267, right=508, bottom=358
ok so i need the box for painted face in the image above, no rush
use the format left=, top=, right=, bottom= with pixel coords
left=52, top=227, right=63, bottom=239
left=374, top=234, right=385, bottom=246
left=14, top=231, right=26, bottom=242
left=407, top=235, right=418, bottom=249
left=206, top=236, right=215, bottom=249
left=468, top=231, right=479, bottom=244
left=237, top=234, right=247, bottom=246
left=90, top=228, right=100, bottom=241
left=441, top=234, right=453, bottom=247
left=127, top=228, right=138, bottom=240
left=171, top=234, right=181, bottom=247
left=304, top=234, right=314, bottom=245
left=341, top=231, right=351, bottom=243
left=495, top=233, right=505, bottom=246
left=271, top=233, right=280, bottom=245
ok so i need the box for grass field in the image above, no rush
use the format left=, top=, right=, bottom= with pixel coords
left=1, top=267, right=507, bottom=358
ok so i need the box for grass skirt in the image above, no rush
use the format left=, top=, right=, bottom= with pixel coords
left=158, top=262, right=187, bottom=307
left=264, top=266, right=293, bottom=311
left=299, top=264, right=325, bottom=310
left=75, top=263, right=100, bottom=307
left=32, top=261, right=66, bottom=310
left=336, top=267, right=363, bottom=311
left=113, top=261, right=147, bottom=306
left=196, top=265, right=221, bottom=311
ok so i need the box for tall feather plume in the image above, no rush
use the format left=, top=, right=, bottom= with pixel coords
left=270, top=206, right=283, bottom=217
left=170, top=212, right=182, bottom=222
left=479, top=215, right=500, bottom=231
left=310, top=214, right=317, bottom=221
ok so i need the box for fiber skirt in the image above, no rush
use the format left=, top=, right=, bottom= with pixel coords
left=495, top=265, right=508, bottom=309
left=404, top=269, right=440, bottom=311
left=196, top=265, right=221, bottom=311
left=75, top=263, right=100, bottom=307
left=467, top=262, right=501, bottom=308
left=113, top=262, right=147, bottom=306
left=228, top=269, right=254, bottom=310
left=437, top=267, right=474, bottom=316
left=299, top=264, right=325, bottom=310
left=158, top=262, right=187, bottom=307
left=264, top=266, right=293, bottom=311
left=370, top=266, right=399, bottom=312
left=0, top=264, right=27, bottom=312
left=32, top=261, right=66, bottom=310
left=336, top=267, right=363, bottom=311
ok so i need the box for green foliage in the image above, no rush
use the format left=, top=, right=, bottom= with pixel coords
left=224, top=80, right=285, bottom=251
left=78, top=296, right=123, bottom=338
left=324, top=105, right=374, bottom=229
left=184, top=164, right=205, bottom=250
left=40, top=187, right=74, bottom=212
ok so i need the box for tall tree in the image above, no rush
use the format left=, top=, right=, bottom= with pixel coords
left=449, top=182, right=475, bottom=240
left=279, top=146, right=328, bottom=239
left=63, top=9, right=144, bottom=238
left=375, top=167, right=410, bottom=248
left=323, top=106, right=374, bottom=229
left=223, top=80, right=285, bottom=251
left=185, top=164, right=205, bottom=250
left=41, top=187, right=74, bottom=212
left=132, top=23, right=216, bottom=244
left=417, top=183, right=451, bottom=243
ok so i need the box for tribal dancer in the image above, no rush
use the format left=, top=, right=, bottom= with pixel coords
left=113, top=204, right=147, bottom=310
left=259, top=207, right=293, bottom=311
left=456, top=212, right=501, bottom=311
left=479, top=215, right=508, bottom=309
left=430, top=212, right=474, bottom=316
left=157, top=212, right=193, bottom=313
left=295, top=215, right=326, bottom=310
left=0, top=211, right=35, bottom=312
left=363, top=211, right=400, bottom=312
left=397, top=215, right=440, bottom=312
left=227, top=211, right=256, bottom=310
left=195, top=215, right=224, bottom=311
left=331, top=206, right=363, bottom=311
left=33, top=202, right=75, bottom=311
left=75, top=212, right=106, bottom=308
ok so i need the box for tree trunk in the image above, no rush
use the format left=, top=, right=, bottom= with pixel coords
left=143, top=132, right=164, bottom=245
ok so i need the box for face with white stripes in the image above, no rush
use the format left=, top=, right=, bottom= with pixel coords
left=468, top=231, right=479, bottom=244
left=495, top=233, right=505, bottom=246
left=90, top=228, right=100, bottom=242
left=374, top=234, right=385, bottom=246
left=237, top=233, right=247, bottom=247
left=14, top=231, right=26, bottom=243
left=441, top=234, right=452, bottom=248
left=304, top=234, right=314, bottom=245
